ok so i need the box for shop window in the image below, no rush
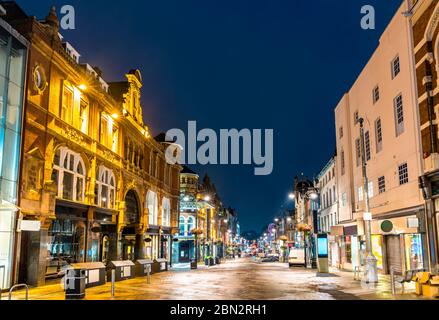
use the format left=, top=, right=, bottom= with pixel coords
left=52, top=147, right=86, bottom=202
left=404, top=234, right=424, bottom=271
left=96, top=165, right=116, bottom=209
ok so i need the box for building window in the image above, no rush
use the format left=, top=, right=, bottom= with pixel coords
left=398, top=163, right=409, bottom=185
left=373, top=85, right=380, bottom=104
left=378, top=176, right=385, bottom=194
left=100, top=112, right=119, bottom=151
left=358, top=186, right=363, bottom=202
left=375, top=118, right=383, bottom=153
left=179, top=216, right=186, bottom=236
left=368, top=181, right=374, bottom=198
left=365, top=131, right=371, bottom=161
left=394, top=94, right=404, bottom=136
left=339, top=126, right=343, bottom=139
left=342, top=193, right=347, bottom=207
left=162, top=197, right=171, bottom=227
left=392, top=56, right=400, bottom=79
left=61, top=86, right=74, bottom=125
left=355, top=138, right=361, bottom=167
left=187, top=216, right=195, bottom=234
left=333, top=185, right=336, bottom=202
left=52, top=147, right=86, bottom=202
left=147, top=190, right=159, bottom=225
left=354, top=111, right=359, bottom=125
left=95, top=165, right=116, bottom=208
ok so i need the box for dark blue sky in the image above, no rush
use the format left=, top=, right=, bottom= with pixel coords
left=19, top=0, right=402, bottom=232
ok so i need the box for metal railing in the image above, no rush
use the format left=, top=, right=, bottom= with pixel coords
left=8, top=284, right=29, bottom=300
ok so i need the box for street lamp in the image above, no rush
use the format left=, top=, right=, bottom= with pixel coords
left=288, top=193, right=295, bottom=200
left=359, top=117, right=378, bottom=283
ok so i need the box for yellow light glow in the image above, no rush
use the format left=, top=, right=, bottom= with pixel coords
left=111, top=113, right=119, bottom=119
left=78, top=84, right=87, bottom=91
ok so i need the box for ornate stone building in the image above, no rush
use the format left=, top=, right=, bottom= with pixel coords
left=3, top=4, right=180, bottom=286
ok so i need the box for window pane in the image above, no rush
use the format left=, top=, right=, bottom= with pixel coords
left=1, top=128, right=20, bottom=182
left=63, top=172, right=73, bottom=200
left=76, top=177, right=84, bottom=201
left=9, top=40, right=26, bottom=86
left=6, top=81, right=23, bottom=133
left=101, top=185, right=108, bottom=207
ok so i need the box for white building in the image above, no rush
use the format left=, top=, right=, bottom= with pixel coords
left=333, top=1, right=425, bottom=274
left=317, top=156, right=339, bottom=267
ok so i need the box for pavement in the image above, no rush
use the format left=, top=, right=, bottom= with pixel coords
left=1, top=258, right=432, bottom=300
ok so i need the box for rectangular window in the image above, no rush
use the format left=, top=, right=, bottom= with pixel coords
left=100, top=114, right=109, bottom=147
left=339, top=126, right=343, bottom=139
left=373, top=85, right=380, bottom=104
left=368, top=181, right=374, bottom=198
left=355, top=138, right=361, bottom=167
left=354, top=111, right=359, bottom=125
left=375, top=118, right=383, bottom=153
left=342, top=193, right=347, bottom=207
left=398, top=163, right=409, bottom=185
left=378, top=176, right=385, bottom=194
left=358, top=186, right=363, bottom=202
left=365, top=131, right=371, bottom=161
left=79, top=99, right=88, bottom=134
left=61, top=86, right=74, bottom=124
left=392, top=56, right=400, bottom=79
left=394, top=94, right=404, bottom=136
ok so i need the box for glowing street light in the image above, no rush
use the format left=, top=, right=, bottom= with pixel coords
left=288, top=193, right=295, bottom=200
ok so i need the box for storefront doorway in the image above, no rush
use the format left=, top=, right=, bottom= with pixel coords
left=385, top=235, right=402, bottom=274
left=179, top=242, right=190, bottom=263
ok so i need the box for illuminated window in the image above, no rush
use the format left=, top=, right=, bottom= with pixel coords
left=52, top=147, right=86, bottom=202
left=147, top=190, right=158, bottom=225
left=96, top=166, right=116, bottom=209
left=162, top=197, right=171, bottom=227
left=100, top=112, right=118, bottom=151
left=61, top=86, right=74, bottom=124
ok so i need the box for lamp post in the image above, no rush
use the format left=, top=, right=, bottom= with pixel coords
left=359, top=118, right=378, bottom=283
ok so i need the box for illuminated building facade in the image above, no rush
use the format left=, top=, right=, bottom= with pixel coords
left=4, top=4, right=180, bottom=287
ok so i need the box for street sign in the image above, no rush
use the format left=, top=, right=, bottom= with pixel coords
left=17, top=220, right=41, bottom=232
left=363, top=212, right=372, bottom=221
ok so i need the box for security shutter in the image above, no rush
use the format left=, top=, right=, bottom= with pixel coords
left=385, top=235, right=402, bottom=275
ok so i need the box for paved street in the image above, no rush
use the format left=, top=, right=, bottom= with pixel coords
left=2, top=258, right=427, bottom=300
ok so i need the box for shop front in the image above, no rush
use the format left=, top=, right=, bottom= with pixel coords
left=339, top=225, right=361, bottom=271
left=370, top=212, right=426, bottom=275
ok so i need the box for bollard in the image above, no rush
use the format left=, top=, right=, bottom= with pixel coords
left=390, top=267, right=396, bottom=295
left=111, top=269, right=115, bottom=298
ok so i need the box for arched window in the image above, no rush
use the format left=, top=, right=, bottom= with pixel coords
left=125, top=190, right=140, bottom=225
left=162, top=197, right=171, bottom=227
left=179, top=216, right=186, bottom=236
left=187, top=216, right=195, bottom=235
left=52, top=147, right=86, bottom=202
left=96, top=165, right=116, bottom=208
left=147, top=190, right=158, bottom=225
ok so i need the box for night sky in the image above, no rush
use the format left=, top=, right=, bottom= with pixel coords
left=18, top=0, right=402, bottom=233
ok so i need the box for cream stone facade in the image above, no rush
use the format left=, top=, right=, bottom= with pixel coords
left=334, top=1, right=426, bottom=274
